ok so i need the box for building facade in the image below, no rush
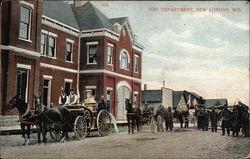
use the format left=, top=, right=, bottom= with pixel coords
left=0, top=0, right=143, bottom=121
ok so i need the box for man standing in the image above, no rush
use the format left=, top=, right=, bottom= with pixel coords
left=98, top=95, right=107, bottom=111
left=66, top=89, right=78, bottom=105
left=220, top=105, right=232, bottom=136
left=210, top=106, right=218, bottom=132
left=58, top=90, right=67, bottom=106
left=143, top=102, right=151, bottom=117
left=184, top=110, right=190, bottom=128
left=165, top=107, right=174, bottom=131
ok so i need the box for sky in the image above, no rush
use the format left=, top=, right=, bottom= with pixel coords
left=90, top=1, right=249, bottom=105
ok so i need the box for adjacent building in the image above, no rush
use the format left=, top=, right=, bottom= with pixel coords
left=0, top=0, right=143, bottom=122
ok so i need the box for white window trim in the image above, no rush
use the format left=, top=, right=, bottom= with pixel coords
left=66, top=41, right=73, bottom=63
left=134, top=55, right=139, bottom=74
left=87, top=42, right=98, bottom=65
left=20, top=1, right=34, bottom=9
left=64, top=78, right=73, bottom=83
left=19, top=5, right=32, bottom=42
left=43, top=75, right=53, bottom=80
left=119, top=49, right=130, bottom=71
left=66, top=38, right=74, bottom=44
left=134, top=91, right=139, bottom=95
left=17, top=63, right=31, bottom=70
left=85, top=86, right=97, bottom=89
left=107, top=43, right=113, bottom=66
left=106, top=87, right=113, bottom=91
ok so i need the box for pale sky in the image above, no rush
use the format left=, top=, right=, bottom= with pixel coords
left=91, top=1, right=249, bottom=105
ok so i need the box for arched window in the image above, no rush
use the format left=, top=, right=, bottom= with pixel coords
left=120, top=51, right=129, bottom=70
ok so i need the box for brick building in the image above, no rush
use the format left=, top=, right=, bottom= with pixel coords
left=0, top=0, right=143, bottom=121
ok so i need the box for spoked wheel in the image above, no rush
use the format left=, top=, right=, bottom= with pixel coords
left=97, top=110, right=112, bottom=136
left=50, top=129, right=63, bottom=141
left=74, top=116, right=88, bottom=140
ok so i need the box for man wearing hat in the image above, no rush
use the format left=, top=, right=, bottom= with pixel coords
left=220, top=104, right=232, bottom=136
left=66, top=89, right=78, bottom=105
left=210, top=106, right=218, bottom=132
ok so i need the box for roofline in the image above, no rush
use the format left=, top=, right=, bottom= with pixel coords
left=42, top=15, right=80, bottom=32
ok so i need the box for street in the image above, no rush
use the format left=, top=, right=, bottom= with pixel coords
left=0, top=126, right=249, bottom=159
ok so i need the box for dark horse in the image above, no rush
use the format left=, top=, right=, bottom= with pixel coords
left=33, top=96, right=73, bottom=143
left=4, top=95, right=35, bottom=145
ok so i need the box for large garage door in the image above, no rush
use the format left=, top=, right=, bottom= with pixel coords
left=117, top=86, right=130, bottom=120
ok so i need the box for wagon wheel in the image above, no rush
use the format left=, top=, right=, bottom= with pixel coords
left=50, top=129, right=63, bottom=141
left=83, top=108, right=93, bottom=130
left=74, top=116, right=88, bottom=140
left=97, top=110, right=112, bottom=136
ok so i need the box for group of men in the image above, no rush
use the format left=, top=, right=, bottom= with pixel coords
left=143, top=103, right=174, bottom=132
left=195, top=104, right=247, bottom=136
left=58, top=89, right=108, bottom=111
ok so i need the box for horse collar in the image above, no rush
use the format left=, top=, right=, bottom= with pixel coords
left=20, top=105, right=30, bottom=119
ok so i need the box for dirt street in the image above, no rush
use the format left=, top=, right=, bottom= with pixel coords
left=0, top=127, right=249, bottom=159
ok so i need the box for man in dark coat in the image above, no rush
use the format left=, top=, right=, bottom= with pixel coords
left=98, top=95, right=107, bottom=111
left=210, top=106, right=218, bottom=132
left=165, top=107, right=174, bottom=131
left=184, top=110, right=190, bottom=128
left=220, top=105, right=232, bottom=136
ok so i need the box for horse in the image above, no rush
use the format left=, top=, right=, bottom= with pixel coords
left=133, top=106, right=142, bottom=132
left=4, top=95, right=35, bottom=145
left=33, top=96, right=73, bottom=143
left=125, top=99, right=136, bottom=134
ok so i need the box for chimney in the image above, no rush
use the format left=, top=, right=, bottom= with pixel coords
left=163, top=81, right=165, bottom=88
left=144, top=84, right=147, bottom=91
left=74, top=0, right=88, bottom=7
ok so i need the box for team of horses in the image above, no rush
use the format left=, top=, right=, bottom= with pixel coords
left=4, top=95, right=250, bottom=145
left=4, top=95, right=73, bottom=145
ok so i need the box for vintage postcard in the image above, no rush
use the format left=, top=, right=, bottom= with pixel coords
left=0, top=0, right=249, bottom=159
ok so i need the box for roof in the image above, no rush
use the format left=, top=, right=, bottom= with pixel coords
left=71, top=2, right=115, bottom=31
left=172, top=91, right=184, bottom=108
left=205, top=99, right=228, bottom=107
left=141, top=90, right=162, bottom=102
left=109, top=17, right=127, bottom=25
left=42, top=1, right=79, bottom=29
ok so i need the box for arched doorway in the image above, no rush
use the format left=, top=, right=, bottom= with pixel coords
left=116, top=82, right=131, bottom=120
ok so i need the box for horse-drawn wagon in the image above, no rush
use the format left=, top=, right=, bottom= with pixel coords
left=50, top=90, right=112, bottom=141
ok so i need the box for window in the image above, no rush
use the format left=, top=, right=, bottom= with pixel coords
left=133, top=92, right=138, bottom=105
left=16, top=68, right=29, bottom=102
left=134, top=55, right=139, bottom=73
left=19, top=5, right=31, bottom=40
left=43, top=79, right=51, bottom=107
left=66, top=42, right=72, bottom=62
left=87, top=43, right=97, bottom=64
left=64, top=81, right=71, bottom=96
left=120, top=51, right=129, bottom=69
left=48, top=36, right=56, bottom=57
left=107, top=44, right=113, bottom=65
left=40, top=33, right=46, bottom=55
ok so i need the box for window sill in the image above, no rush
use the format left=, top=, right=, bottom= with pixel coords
left=120, top=68, right=130, bottom=71
left=107, top=63, right=113, bottom=66
left=41, top=55, right=57, bottom=60
left=19, top=37, right=32, bottom=43
left=87, top=63, right=97, bottom=65
left=66, top=60, right=73, bottom=64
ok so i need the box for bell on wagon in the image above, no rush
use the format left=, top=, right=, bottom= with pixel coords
left=82, top=90, right=97, bottom=112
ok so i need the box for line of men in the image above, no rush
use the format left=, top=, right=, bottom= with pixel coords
left=195, top=104, right=249, bottom=137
